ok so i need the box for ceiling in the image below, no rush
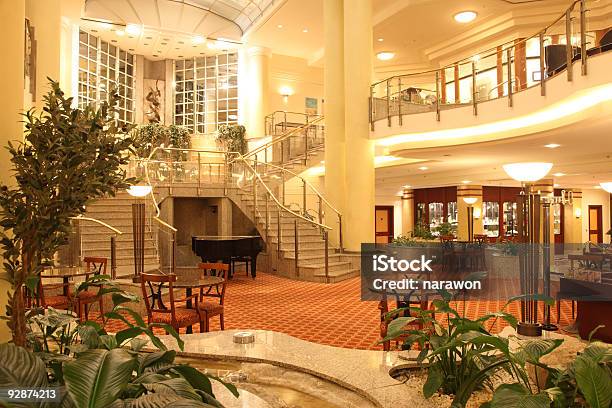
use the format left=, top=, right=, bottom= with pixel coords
left=374, top=115, right=612, bottom=197
left=81, top=0, right=280, bottom=60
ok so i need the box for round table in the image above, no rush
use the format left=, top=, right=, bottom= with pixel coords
left=41, top=267, right=92, bottom=295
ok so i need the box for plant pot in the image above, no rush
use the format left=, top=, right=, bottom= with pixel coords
left=490, top=253, right=520, bottom=279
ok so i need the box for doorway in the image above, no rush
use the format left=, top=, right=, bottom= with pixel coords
left=588, top=205, right=603, bottom=243
left=375, top=206, right=394, bottom=244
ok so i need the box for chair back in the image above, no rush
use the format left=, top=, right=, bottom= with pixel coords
left=198, top=263, right=228, bottom=305
left=473, top=234, right=487, bottom=246
left=140, top=273, right=177, bottom=321
left=27, top=274, right=72, bottom=309
left=83, top=257, right=107, bottom=275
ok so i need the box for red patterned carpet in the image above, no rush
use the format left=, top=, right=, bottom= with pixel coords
left=99, top=272, right=576, bottom=350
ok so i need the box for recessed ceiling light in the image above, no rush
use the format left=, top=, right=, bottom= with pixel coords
left=125, top=24, right=141, bottom=36
left=462, top=180, right=471, bottom=184
left=418, top=166, right=428, bottom=171
left=377, top=51, right=395, bottom=61
left=553, top=183, right=560, bottom=187
left=115, top=30, right=125, bottom=37
left=545, top=143, right=561, bottom=148
left=403, top=184, right=411, bottom=188
left=302, top=28, right=308, bottom=33
left=377, top=38, right=384, bottom=42
left=277, top=24, right=283, bottom=29
left=454, top=11, right=477, bottom=23
left=553, top=172, right=565, bottom=177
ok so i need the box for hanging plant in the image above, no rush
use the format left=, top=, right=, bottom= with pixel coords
left=216, top=124, right=247, bottom=154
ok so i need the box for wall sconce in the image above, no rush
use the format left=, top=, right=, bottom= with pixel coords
left=279, top=85, right=294, bottom=103
left=574, top=207, right=582, bottom=219
left=473, top=207, right=481, bottom=219
left=462, top=197, right=478, bottom=205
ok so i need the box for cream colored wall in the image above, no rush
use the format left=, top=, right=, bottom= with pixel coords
left=268, top=54, right=324, bottom=115
left=581, top=189, right=611, bottom=243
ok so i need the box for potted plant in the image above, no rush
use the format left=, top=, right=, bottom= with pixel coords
left=490, top=240, right=520, bottom=278
left=216, top=124, right=247, bottom=155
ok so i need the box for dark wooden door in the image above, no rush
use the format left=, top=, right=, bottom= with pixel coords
left=588, top=205, right=603, bottom=243
left=375, top=206, right=394, bottom=244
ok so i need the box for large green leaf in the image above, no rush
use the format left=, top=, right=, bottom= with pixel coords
left=423, top=365, right=444, bottom=398
left=109, top=393, right=215, bottom=408
left=512, top=339, right=563, bottom=365
left=490, top=383, right=551, bottom=408
left=139, top=350, right=176, bottom=374
left=141, top=378, right=201, bottom=400
left=574, top=354, right=612, bottom=408
left=64, top=348, right=138, bottom=408
left=0, top=343, right=49, bottom=407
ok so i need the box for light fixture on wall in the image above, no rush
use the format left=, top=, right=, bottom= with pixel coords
left=575, top=207, right=582, bottom=219
left=599, top=182, right=612, bottom=193
left=473, top=207, right=481, bottom=219
left=462, top=197, right=478, bottom=205
left=279, top=86, right=294, bottom=103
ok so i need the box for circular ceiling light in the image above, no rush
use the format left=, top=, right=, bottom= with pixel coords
left=126, top=185, right=152, bottom=197
left=454, top=11, right=478, bottom=23
left=377, top=51, right=395, bottom=61
left=502, top=162, right=553, bottom=182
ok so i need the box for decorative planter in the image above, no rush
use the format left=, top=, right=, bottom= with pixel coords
left=490, top=252, right=520, bottom=278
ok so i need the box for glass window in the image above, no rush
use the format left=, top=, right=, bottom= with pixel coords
left=78, top=30, right=135, bottom=125
left=482, top=201, right=500, bottom=237
left=503, top=202, right=518, bottom=237
left=174, top=52, right=239, bottom=134
left=416, top=203, right=426, bottom=230
left=429, top=202, right=444, bottom=234
left=553, top=203, right=562, bottom=235
left=447, top=201, right=458, bottom=226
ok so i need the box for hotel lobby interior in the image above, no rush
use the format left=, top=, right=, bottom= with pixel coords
left=1, top=0, right=612, bottom=407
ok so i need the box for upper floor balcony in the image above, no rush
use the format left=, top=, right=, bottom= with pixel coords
left=370, top=0, right=612, bottom=152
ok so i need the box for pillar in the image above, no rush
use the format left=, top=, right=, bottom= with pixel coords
left=26, top=0, right=82, bottom=107
left=241, top=46, right=270, bottom=138
left=401, top=189, right=414, bottom=236
left=343, top=0, right=375, bottom=250
left=0, top=0, right=26, bottom=344
left=323, top=0, right=346, bottom=247
left=457, top=185, right=483, bottom=241
left=564, top=189, right=583, bottom=252
left=514, top=38, right=527, bottom=90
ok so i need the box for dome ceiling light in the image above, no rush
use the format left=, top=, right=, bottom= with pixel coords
left=454, top=11, right=478, bottom=23
left=502, top=162, right=553, bottom=182
left=376, top=51, right=395, bottom=61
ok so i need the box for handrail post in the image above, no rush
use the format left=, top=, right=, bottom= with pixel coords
left=197, top=151, right=201, bottom=196
left=252, top=168, right=258, bottom=221
left=294, top=219, right=299, bottom=277
left=304, top=122, right=309, bottom=165
left=324, top=230, right=329, bottom=283
left=318, top=196, right=323, bottom=225
left=471, top=61, right=478, bottom=115
left=369, top=85, right=375, bottom=131
left=565, top=9, right=573, bottom=82
left=265, top=192, right=270, bottom=240
left=302, top=179, right=307, bottom=217
left=580, top=0, right=587, bottom=76
left=539, top=32, right=546, bottom=96
left=507, top=48, right=513, bottom=107
left=338, top=214, right=344, bottom=253
left=386, top=79, right=391, bottom=127
left=110, top=235, right=117, bottom=279
left=171, top=230, right=176, bottom=275
left=397, top=76, right=402, bottom=126
left=435, top=70, right=441, bottom=122
left=223, top=153, right=228, bottom=196
left=277, top=210, right=282, bottom=253
left=167, top=155, right=173, bottom=195
left=281, top=171, right=286, bottom=206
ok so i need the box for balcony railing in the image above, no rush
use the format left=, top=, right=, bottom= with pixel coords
left=370, top=0, right=608, bottom=129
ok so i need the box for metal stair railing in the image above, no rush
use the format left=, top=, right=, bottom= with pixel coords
left=141, top=146, right=342, bottom=281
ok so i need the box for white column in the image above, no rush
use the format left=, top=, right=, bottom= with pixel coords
left=323, top=0, right=346, bottom=247
left=241, top=46, right=270, bottom=138
left=0, top=0, right=26, bottom=343
left=343, top=0, right=375, bottom=250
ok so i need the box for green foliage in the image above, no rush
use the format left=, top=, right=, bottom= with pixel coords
left=131, top=123, right=191, bottom=158
left=381, top=289, right=568, bottom=407
left=495, top=240, right=519, bottom=256
left=1, top=280, right=237, bottom=407
left=216, top=124, right=247, bottom=154
left=412, top=224, right=436, bottom=240
left=391, top=235, right=426, bottom=247
left=0, top=80, right=135, bottom=346
left=433, top=222, right=456, bottom=237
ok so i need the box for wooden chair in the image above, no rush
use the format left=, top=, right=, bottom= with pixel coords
left=73, top=257, right=107, bottom=321
left=26, top=274, right=74, bottom=312
left=140, top=272, right=204, bottom=333
left=197, top=263, right=228, bottom=332
left=439, top=235, right=455, bottom=273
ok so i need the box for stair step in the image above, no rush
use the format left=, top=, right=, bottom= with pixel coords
left=299, top=261, right=351, bottom=272
left=314, top=268, right=359, bottom=278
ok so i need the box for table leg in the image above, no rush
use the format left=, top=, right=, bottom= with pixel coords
left=63, top=277, right=69, bottom=296
left=251, top=258, right=257, bottom=279
left=186, top=287, right=193, bottom=334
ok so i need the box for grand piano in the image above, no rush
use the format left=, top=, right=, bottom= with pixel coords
left=191, top=235, right=265, bottom=278
left=559, top=277, right=612, bottom=342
